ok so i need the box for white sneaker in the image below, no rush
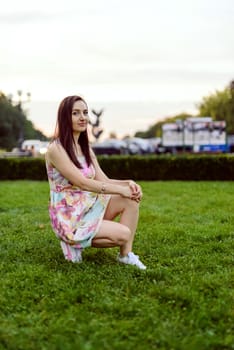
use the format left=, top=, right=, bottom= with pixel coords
left=117, top=252, right=146, bottom=270
left=60, top=241, right=82, bottom=263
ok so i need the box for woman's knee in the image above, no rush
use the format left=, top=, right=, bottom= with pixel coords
left=117, top=225, right=131, bottom=245
left=124, top=197, right=140, bottom=212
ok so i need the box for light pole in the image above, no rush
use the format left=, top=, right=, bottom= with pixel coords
left=15, top=90, right=31, bottom=149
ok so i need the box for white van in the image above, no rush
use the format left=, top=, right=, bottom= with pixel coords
left=21, top=139, right=49, bottom=155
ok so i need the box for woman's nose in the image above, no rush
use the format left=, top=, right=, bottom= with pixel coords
left=82, top=113, right=89, bottom=120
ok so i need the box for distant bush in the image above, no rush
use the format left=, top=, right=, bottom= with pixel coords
left=0, top=158, right=47, bottom=180
left=98, top=154, right=234, bottom=181
left=0, top=155, right=234, bottom=181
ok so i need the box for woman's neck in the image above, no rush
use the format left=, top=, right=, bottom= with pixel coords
left=73, top=131, right=80, bottom=140
left=73, top=141, right=83, bottom=157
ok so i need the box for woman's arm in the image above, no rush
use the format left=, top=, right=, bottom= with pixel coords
left=90, top=149, right=143, bottom=201
left=46, top=143, right=136, bottom=199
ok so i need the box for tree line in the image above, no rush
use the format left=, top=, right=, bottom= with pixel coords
left=0, top=92, right=48, bottom=150
left=1, top=80, right=234, bottom=150
left=135, top=80, right=234, bottom=138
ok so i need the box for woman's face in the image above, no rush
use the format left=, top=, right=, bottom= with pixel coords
left=71, top=100, right=89, bottom=134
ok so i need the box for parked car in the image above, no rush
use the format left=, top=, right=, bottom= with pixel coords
left=1, top=147, right=30, bottom=158
left=2, top=140, right=49, bottom=158
left=125, top=137, right=160, bottom=154
left=92, top=137, right=162, bottom=156
left=92, top=139, right=128, bottom=155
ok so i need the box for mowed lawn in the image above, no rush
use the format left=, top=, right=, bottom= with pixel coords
left=0, top=180, right=233, bottom=350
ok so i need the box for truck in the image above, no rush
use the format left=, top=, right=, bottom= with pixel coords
left=162, top=117, right=228, bottom=153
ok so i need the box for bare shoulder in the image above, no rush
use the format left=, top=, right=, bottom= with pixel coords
left=47, top=141, right=63, bottom=155
left=46, top=141, right=66, bottom=164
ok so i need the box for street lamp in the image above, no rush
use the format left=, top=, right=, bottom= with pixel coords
left=15, top=90, right=31, bottom=149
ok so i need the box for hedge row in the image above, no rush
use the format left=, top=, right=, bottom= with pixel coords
left=99, top=155, right=234, bottom=181
left=0, top=155, right=234, bottom=181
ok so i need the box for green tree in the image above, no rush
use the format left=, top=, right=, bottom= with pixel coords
left=134, top=113, right=191, bottom=138
left=24, top=119, right=48, bottom=140
left=198, top=80, right=234, bottom=134
left=0, top=92, right=48, bottom=150
left=135, top=80, right=234, bottom=138
left=0, top=93, right=21, bottom=149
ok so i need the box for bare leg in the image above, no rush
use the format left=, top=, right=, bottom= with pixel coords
left=92, top=196, right=146, bottom=270
left=92, top=220, right=131, bottom=248
left=103, top=195, right=140, bottom=256
left=60, top=219, right=131, bottom=263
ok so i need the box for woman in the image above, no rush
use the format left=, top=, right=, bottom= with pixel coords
left=45, top=95, right=146, bottom=270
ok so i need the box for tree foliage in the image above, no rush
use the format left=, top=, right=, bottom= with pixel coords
left=0, top=92, right=48, bottom=150
left=135, top=113, right=191, bottom=138
left=198, top=81, right=234, bottom=134
left=134, top=80, right=234, bottom=138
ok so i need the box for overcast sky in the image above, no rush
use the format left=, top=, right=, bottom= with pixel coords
left=1, top=0, right=234, bottom=138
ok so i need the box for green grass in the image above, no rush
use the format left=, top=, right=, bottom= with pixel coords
left=0, top=180, right=233, bottom=350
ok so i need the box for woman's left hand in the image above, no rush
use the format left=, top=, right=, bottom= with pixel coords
left=129, top=181, right=143, bottom=202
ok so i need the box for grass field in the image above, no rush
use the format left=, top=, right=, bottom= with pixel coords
left=0, top=180, right=233, bottom=350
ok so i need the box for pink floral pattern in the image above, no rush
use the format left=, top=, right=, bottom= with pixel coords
left=46, top=156, right=110, bottom=249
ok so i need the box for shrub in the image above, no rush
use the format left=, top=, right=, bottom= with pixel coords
left=0, top=155, right=234, bottom=181
left=0, top=158, right=47, bottom=180
left=98, top=154, right=234, bottom=181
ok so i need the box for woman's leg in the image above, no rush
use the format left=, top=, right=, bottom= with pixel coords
left=92, top=196, right=146, bottom=269
left=92, top=220, right=131, bottom=248
left=103, top=195, right=140, bottom=256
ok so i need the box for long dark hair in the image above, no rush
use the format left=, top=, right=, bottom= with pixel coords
left=54, top=95, right=92, bottom=168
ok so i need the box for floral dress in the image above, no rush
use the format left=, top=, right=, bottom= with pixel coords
left=46, top=155, right=110, bottom=259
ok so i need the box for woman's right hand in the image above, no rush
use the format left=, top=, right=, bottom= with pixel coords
left=121, top=186, right=138, bottom=201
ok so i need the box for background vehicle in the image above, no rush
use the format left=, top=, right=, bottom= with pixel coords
left=162, top=117, right=228, bottom=153
left=92, top=139, right=128, bottom=155
left=92, top=137, right=161, bottom=155
left=21, top=139, right=49, bottom=155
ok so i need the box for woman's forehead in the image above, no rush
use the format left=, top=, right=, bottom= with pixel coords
left=72, top=100, right=87, bottom=110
